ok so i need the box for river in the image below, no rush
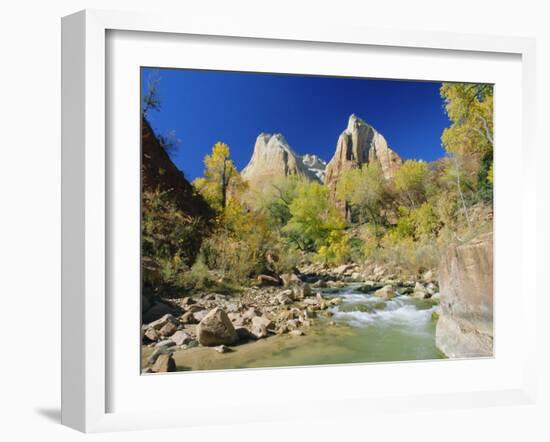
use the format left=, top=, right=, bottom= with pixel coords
left=142, top=284, right=444, bottom=371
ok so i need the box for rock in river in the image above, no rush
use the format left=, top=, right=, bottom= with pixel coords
left=196, top=307, right=239, bottom=347
left=373, top=285, right=396, bottom=299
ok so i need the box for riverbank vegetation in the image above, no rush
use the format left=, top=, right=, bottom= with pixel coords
left=142, top=83, right=493, bottom=297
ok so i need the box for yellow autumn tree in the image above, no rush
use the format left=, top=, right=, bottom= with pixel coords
left=440, top=83, right=493, bottom=157
left=194, top=142, right=247, bottom=211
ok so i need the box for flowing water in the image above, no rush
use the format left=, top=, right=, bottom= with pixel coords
left=143, top=284, right=444, bottom=372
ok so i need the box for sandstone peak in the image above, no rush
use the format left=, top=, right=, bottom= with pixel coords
left=325, top=114, right=403, bottom=215
left=346, top=113, right=367, bottom=133
left=241, top=133, right=326, bottom=190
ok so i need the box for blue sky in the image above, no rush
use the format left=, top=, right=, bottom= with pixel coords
left=141, top=68, right=451, bottom=182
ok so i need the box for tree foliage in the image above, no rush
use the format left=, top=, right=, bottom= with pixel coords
left=284, top=182, right=346, bottom=253
left=441, top=83, right=493, bottom=156
left=142, top=81, right=495, bottom=290
left=336, top=162, right=388, bottom=224
left=441, top=83, right=494, bottom=200
left=394, top=160, right=430, bottom=208
left=142, top=189, right=203, bottom=287
left=194, top=142, right=247, bottom=211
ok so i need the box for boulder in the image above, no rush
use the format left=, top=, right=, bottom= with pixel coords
left=252, top=315, right=274, bottom=330
left=143, top=327, right=159, bottom=342
left=193, top=309, right=209, bottom=322
left=289, top=329, right=304, bottom=337
left=159, top=321, right=178, bottom=337
left=147, top=344, right=175, bottom=365
left=412, top=282, right=431, bottom=299
left=180, top=311, right=198, bottom=324
left=171, top=330, right=193, bottom=346
left=373, top=285, right=396, bottom=299
left=196, top=307, right=239, bottom=347
left=228, top=312, right=245, bottom=326
left=242, top=307, right=262, bottom=322
left=151, top=353, right=176, bottom=373
left=276, top=290, right=294, bottom=305
left=436, top=233, right=493, bottom=358
left=249, top=315, right=273, bottom=339
left=145, top=313, right=178, bottom=331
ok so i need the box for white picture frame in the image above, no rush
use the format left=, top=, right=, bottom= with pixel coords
left=61, top=9, right=537, bottom=433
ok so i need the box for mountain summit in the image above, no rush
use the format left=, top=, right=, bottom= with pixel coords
left=241, top=133, right=326, bottom=189
left=325, top=114, right=402, bottom=191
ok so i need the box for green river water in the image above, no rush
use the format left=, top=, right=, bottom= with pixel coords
left=142, top=284, right=444, bottom=372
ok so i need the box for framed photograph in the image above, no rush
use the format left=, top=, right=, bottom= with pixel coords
left=61, top=9, right=537, bottom=432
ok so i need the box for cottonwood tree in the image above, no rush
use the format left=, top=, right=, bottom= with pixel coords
left=284, top=182, right=346, bottom=252
left=440, top=83, right=494, bottom=201
left=336, top=162, right=387, bottom=226
left=194, top=142, right=246, bottom=211
left=394, top=160, right=430, bottom=209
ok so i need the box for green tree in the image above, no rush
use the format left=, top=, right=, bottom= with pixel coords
left=284, top=182, right=346, bottom=252
left=255, top=175, right=305, bottom=232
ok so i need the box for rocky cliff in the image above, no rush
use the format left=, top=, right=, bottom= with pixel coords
left=241, top=133, right=326, bottom=190
left=325, top=114, right=402, bottom=198
left=141, top=117, right=214, bottom=266
left=436, top=233, right=494, bottom=358
left=142, top=117, right=214, bottom=220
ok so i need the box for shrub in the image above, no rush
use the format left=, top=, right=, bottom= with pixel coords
left=142, top=189, right=204, bottom=289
